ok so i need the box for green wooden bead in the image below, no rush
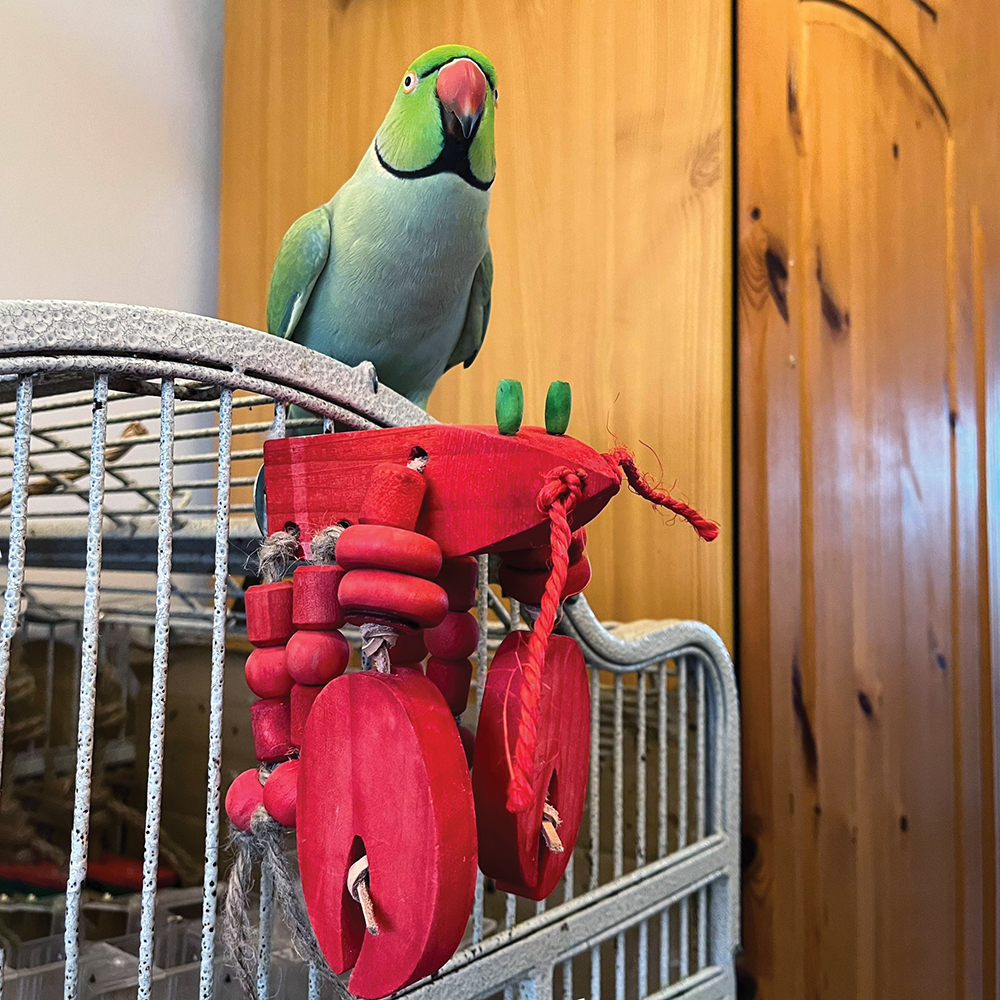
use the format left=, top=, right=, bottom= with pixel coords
left=495, top=379, right=524, bottom=435
left=545, top=381, right=572, bottom=435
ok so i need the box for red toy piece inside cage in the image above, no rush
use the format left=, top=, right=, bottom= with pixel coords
left=224, top=411, right=715, bottom=999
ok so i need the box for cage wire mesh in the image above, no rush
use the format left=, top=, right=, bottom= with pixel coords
left=0, top=302, right=739, bottom=1000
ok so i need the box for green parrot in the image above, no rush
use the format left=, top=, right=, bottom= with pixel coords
left=266, top=44, right=497, bottom=410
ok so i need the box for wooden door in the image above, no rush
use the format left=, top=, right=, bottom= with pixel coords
left=217, top=0, right=733, bottom=645
left=739, top=1, right=1000, bottom=997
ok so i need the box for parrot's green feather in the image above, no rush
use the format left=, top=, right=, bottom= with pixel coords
left=410, top=45, right=496, bottom=88
left=376, top=44, right=497, bottom=186
left=447, top=248, right=493, bottom=372
left=266, top=206, right=332, bottom=339
left=265, top=45, right=496, bottom=410
left=376, top=73, right=444, bottom=174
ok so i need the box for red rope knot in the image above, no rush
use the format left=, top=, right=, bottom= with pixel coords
left=506, top=467, right=587, bottom=813
left=536, top=466, right=586, bottom=517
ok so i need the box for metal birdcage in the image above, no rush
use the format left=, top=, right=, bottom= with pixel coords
left=0, top=301, right=739, bottom=1000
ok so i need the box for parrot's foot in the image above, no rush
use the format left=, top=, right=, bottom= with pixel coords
left=356, top=360, right=379, bottom=394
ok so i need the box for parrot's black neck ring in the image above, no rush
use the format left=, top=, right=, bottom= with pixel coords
left=375, top=132, right=494, bottom=191
left=375, top=144, right=494, bottom=191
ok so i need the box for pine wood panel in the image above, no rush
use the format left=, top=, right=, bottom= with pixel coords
left=739, top=0, right=1000, bottom=997
left=804, top=19, right=954, bottom=995
left=218, top=0, right=732, bottom=646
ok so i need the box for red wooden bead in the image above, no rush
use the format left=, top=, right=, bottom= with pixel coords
left=338, top=524, right=443, bottom=580
left=425, top=657, right=473, bottom=716
left=298, top=670, right=477, bottom=998
left=291, top=683, right=323, bottom=747
left=501, top=548, right=547, bottom=572
left=359, top=463, right=427, bottom=531
left=244, top=581, right=294, bottom=647
left=435, top=556, right=479, bottom=612
left=339, top=568, right=449, bottom=630
left=392, top=661, right=425, bottom=673
left=458, top=725, right=475, bottom=769
left=245, top=646, right=292, bottom=699
left=388, top=628, right=427, bottom=664
left=263, top=759, right=300, bottom=829
left=501, top=529, right=588, bottom=572
left=225, top=768, right=264, bottom=832
left=293, top=564, right=345, bottom=630
left=425, top=612, right=479, bottom=660
left=473, top=631, right=590, bottom=901
left=285, top=629, right=351, bottom=686
left=497, top=555, right=592, bottom=606
left=250, top=697, right=293, bottom=763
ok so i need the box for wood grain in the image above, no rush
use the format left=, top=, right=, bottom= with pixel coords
left=973, top=205, right=997, bottom=1000
left=739, top=0, right=1000, bottom=996
left=218, top=0, right=732, bottom=647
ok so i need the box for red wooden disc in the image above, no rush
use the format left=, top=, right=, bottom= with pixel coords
left=472, top=630, right=590, bottom=900
left=225, top=768, right=264, bottom=832
left=250, top=697, right=293, bottom=763
left=245, top=646, right=292, bottom=699
left=424, top=612, right=479, bottom=660
left=245, top=581, right=294, bottom=647
left=388, top=628, right=427, bottom=664
left=338, top=524, right=443, bottom=580
left=285, top=629, right=351, bottom=686
left=458, top=725, right=475, bottom=769
left=290, top=683, right=323, bottom=748
left=298, top=671, right=477, bottom=998
left=359, top=463, right=427, bottom=532
left=293, top=564, right=345, bottom=630
left=339, top=568, right=448, bottom=630
left=425, top=657, right=474, bottom=716
left=434, top=557, right=479, bottom=612
left=497, top=555, right=592, bottom=606
left=501, top=529, right=588, bottom=572
left=263, top=759, right=300, bottom=829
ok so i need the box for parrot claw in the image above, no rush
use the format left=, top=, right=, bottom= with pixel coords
left=357, top=361, right=379, bottom=395
left=253, top=464, right=267, bottom=536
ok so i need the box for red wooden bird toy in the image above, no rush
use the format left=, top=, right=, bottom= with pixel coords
left=222, top=380, right=716, bottom=998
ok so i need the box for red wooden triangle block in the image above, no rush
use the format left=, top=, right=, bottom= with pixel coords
left=264, top=425, right=622, bottom=558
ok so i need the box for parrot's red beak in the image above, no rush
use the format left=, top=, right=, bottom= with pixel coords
left=436, top=58, right=487, bottom=141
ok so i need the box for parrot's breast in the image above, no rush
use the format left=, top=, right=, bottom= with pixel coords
left=297, top=146, right=490, bottom=403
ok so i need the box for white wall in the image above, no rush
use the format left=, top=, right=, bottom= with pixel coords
left=0, top=0, right=224, bottom=316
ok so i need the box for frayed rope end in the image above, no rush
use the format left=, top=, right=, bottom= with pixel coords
left=604, top=446, right=719, bottom=542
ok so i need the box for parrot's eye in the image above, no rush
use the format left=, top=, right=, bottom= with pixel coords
left=493, top=87, right=499, bottom=105
left=403, top=73, right=418, bottom=93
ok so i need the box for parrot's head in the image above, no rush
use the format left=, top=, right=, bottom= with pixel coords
left=374, top=45, right=497, bottom=191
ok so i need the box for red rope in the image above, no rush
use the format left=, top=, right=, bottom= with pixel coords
left=506, top=467, right=584, bottom=812
left=506, top=450, right=716, bottom=812
left=604, top=446, right=719, bottom=541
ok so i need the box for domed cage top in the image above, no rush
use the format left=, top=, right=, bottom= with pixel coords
left=0, top=301, right=739, bottom=1000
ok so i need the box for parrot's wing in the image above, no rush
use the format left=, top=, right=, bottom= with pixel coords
left=266, top=206, right=332, bottom=340
left=446, top=246, right=493, bottom=371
